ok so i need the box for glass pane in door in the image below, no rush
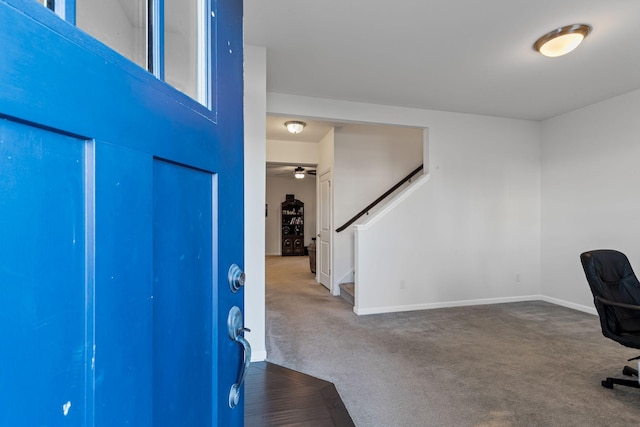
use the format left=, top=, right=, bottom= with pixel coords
left=35, top=0, right=54, bottom=10
left=164, top=0, right=205, bottom=103
left=76, top=0, right=148, bottom=69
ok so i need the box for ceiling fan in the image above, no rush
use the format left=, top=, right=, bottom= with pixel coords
left=293, top=166, right=317, bottom=179
left=275, top=166, right=317, bottom=179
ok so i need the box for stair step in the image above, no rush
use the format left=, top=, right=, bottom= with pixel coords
left=339, top=282, right=355, bottom=305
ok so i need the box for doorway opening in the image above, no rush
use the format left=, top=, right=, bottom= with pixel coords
left=265, top=162, right=318, bottom=261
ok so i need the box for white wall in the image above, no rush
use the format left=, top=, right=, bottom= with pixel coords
left=266, top=139, right=319, bottom=165
left=317, top=127, right=335, bottom=175
left=541, top=88, right=640, bottom=314
left=268, top=93, right=542, bottom=314
left=265, top=176, right=317, bottom=255
left=333, top=124, right=423, bottom=287
left=244, top=45, right=266, bottom=360
left=355, top=113, right=541, bottom=313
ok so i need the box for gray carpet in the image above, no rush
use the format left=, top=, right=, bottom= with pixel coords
left=265, top=256, right=640, bottom=426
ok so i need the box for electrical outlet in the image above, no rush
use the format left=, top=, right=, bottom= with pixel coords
left=400, top=280, right=406, bottom=289
left=515, top=273, right=521, bottom=283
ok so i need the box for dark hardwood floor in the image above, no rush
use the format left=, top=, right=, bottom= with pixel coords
left=245, top=362, right=355, bottom=427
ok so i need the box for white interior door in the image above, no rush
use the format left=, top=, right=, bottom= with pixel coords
left=318, top=170, right=332, bottom=292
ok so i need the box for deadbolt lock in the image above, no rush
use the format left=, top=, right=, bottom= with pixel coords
left=228, top=264, right=245, bottom=293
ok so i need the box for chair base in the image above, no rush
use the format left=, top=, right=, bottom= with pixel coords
left=601, top=365, right=640, bottom=389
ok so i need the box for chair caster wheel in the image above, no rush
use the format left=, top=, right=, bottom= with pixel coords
left=602, top=379, right=614, bottom=389
left=622, top=366, right=636, bottom=377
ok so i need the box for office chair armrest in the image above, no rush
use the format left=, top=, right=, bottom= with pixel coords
left=596, top=296, right=640, bottom=311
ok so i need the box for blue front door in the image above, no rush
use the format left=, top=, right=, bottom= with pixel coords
left=0, top=0, right=245, bottom=425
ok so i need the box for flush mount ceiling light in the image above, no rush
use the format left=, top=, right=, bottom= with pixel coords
left=293, top=167, right=305, bottom=179
left=534, top=24, right=591, bottom=57
left=285, top=121, right=306, bottom=134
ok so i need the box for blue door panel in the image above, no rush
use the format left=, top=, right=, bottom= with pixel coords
left=153, top=159, right=214, bottom=426
left=94, top=142, right=153, bottom=425
left=0, top=119, right=87, bottom=426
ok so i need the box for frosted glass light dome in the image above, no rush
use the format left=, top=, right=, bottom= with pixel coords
left=284, top=121, right=306, bottom=134
left=534, top=24, right=591, bottom=58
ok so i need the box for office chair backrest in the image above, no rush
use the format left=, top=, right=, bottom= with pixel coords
left=581, top=250, right=640, bottom=340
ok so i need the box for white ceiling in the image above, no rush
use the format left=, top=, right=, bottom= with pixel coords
left=244, top=0, right=640, bottom=121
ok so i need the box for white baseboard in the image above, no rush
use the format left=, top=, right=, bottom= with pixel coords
left=354, top=295, right=540, bottom=315
left=251, top=349, right=267, bottom=362
left=540, top=295, right=597, bottom=315
left=353, top=294, right=598, bottom=316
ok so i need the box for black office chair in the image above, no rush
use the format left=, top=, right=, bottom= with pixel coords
left=580, top=249, right=640, bottom=389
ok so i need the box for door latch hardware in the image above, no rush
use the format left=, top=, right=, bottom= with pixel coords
left=227, top=306, right=251, bottom=408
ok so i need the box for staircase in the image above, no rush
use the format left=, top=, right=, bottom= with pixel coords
left=334, top=164, right=425, bottom=313
left=339, top=282, right=354, bottom=305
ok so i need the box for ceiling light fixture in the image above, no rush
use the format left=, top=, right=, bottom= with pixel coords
left=533, top=24, right=591, bottom=58
left=285, top=121, right=306, bottom=134
left=294, top=167, right=305, bottom=179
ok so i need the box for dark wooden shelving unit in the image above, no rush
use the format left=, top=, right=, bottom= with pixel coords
left=281, top=194, right=304, bottom=256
